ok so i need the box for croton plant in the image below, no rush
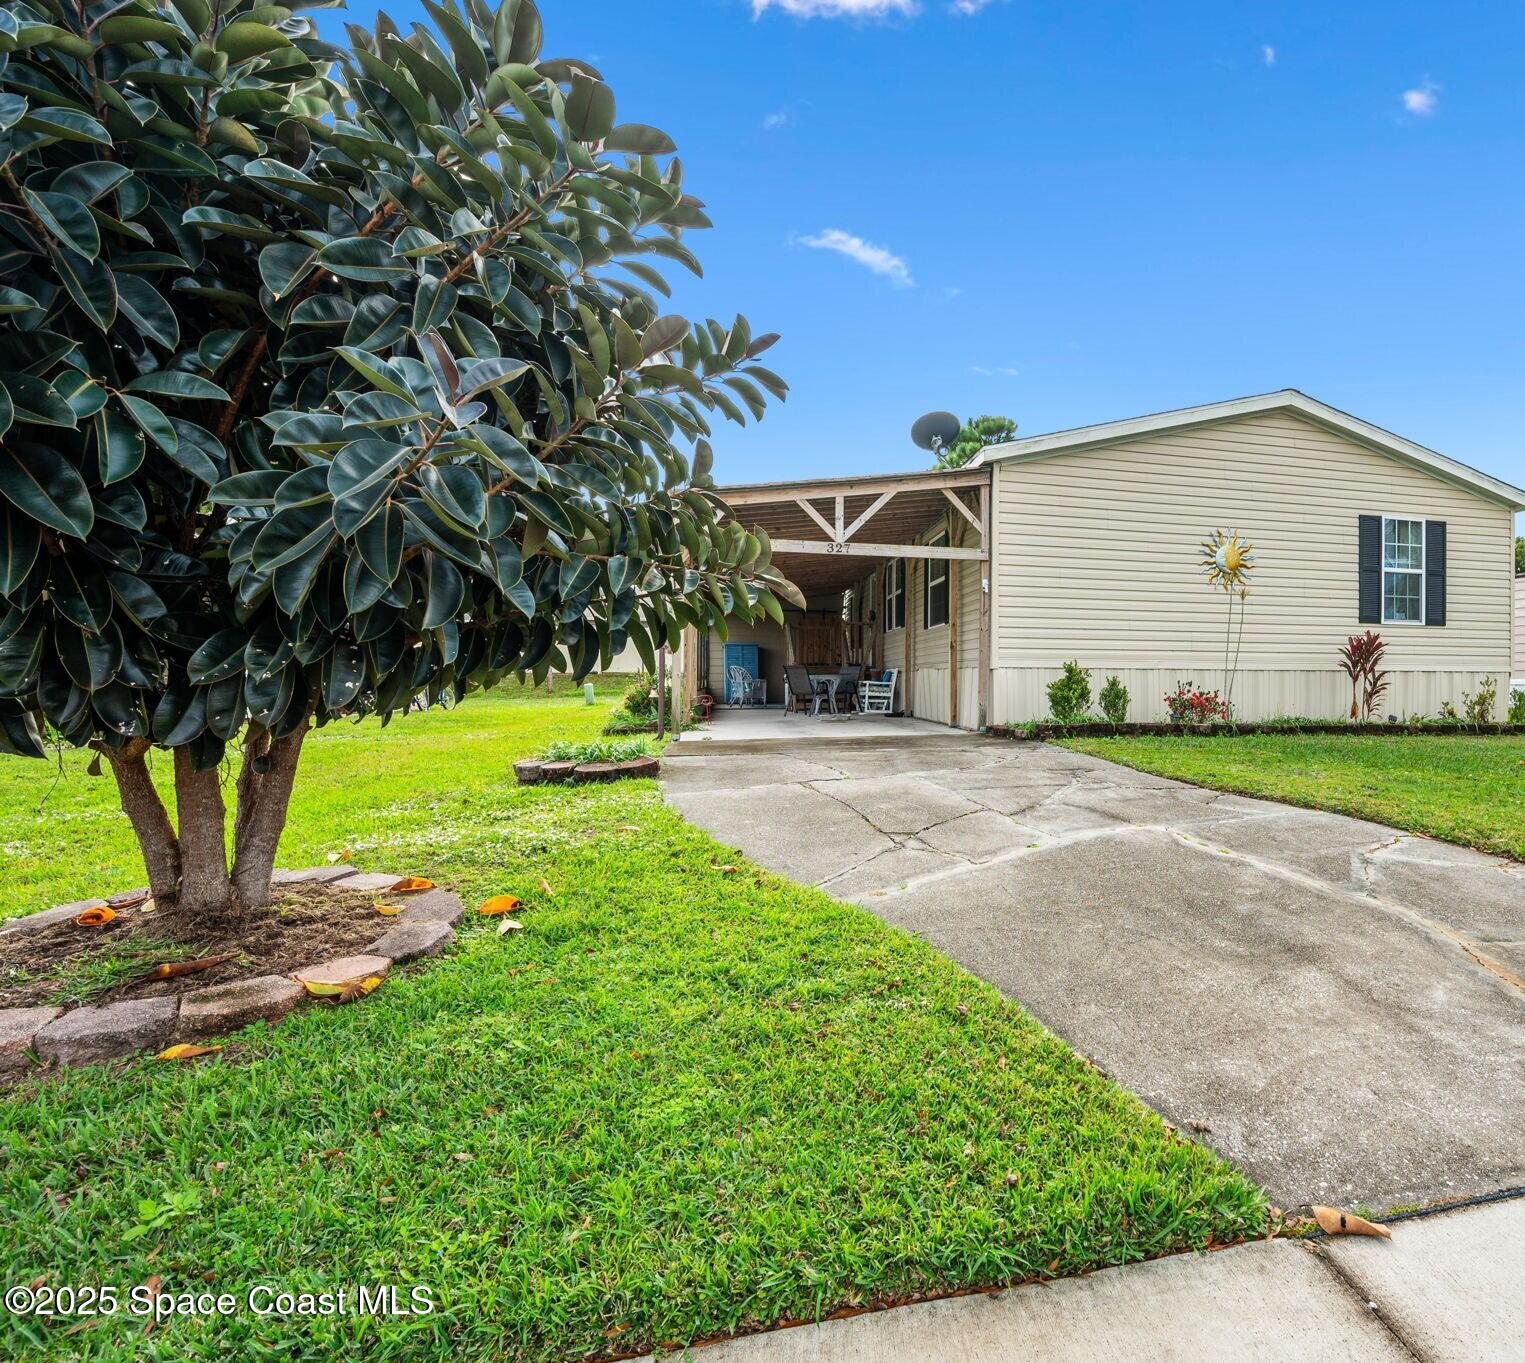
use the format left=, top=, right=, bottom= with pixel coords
left=0, top=0, right=792, bottom=915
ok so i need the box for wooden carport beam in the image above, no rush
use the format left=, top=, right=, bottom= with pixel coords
left=794, top=498, right=838, bottom=540
left=768, top=538, right=988, bottom=561
left=842, top=490, right=896, bottom=542
left=722, top=468, right=989, bottom=507
left=942, top=488, right=983, bottom=539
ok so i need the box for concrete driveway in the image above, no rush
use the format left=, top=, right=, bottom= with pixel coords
left=663, top=736, right=1525, bottom=1210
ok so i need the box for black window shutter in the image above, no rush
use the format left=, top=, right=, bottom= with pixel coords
left=1425, top=520, right=1447, bottom=626
left=1357, top=515, right=1381, bottom=623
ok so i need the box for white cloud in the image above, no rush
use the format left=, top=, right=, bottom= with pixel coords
left=941, top=285, right=963, bottom=300
left=951, top=0, right=998, bottom=13
left=971, top=364, right=1020, bottom=377
left=762, top=110, right=792, bottom=130
left=795, top=229, right=913, bottom=286
left=1402, top=77, right=1440, bottom=116
left=753, top=0, right=915, bottom=17
left=1261, top=44, right=1276, bottom=66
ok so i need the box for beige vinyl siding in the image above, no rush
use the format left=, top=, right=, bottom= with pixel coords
left=892, top=514, right=982, bottom=727
left=1514, top=575, right=1524, bottom=683
left=990, top=409, right=1514, bottom=722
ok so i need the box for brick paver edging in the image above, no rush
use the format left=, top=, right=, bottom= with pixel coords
left=514, top=755, right=660, bottom=784
left=0, top=868, right=463, bottom=1075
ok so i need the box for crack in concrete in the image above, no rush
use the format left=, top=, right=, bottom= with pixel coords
left=1168, top=830, right=1525, bottom=999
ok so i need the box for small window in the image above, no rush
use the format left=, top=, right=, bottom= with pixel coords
left=1382, top=516, right=1425, bottom=623
left=924, top=533, right=949, bottom=629
left=883, top=560, right=904, bottom=631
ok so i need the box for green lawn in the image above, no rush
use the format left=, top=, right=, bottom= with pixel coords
left=1, top=683, right=1265, bottom=1361
left=1064, top=734, right=1525, bottom=861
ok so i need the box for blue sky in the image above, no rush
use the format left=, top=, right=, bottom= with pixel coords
left=331, top=1, right=1525, bottom=525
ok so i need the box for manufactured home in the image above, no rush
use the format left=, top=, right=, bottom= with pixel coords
left=680, top=391, right=1525, bottom=728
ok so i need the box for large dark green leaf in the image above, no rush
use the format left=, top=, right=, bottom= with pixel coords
left=3, top=375, right=76, bottom=428
left=418, top=462, right=487, bottom=533
left=565, top=74, right=615, bottom=142
left=54, top=249, right=117, bottom=329
left=0, top=504, right=41, bottom=597
left=23, top=188, right=99, bottom=259
left=421, top=553, right=464, bottom=628
left=0, top=445, right=94, bottom=538
left=315, top=236, right=409, bottom=282
left=117, top=394, right=179, bottom=458
left=355, top=501, right=404, bottom=582
left=95, top=409, right=146, bottom=484
left=123, top=372, right=230, bottom=402
left=603, top=123, right=676, bottom=155
left=115, top=274, right=180, bottom=350
left=188, top=629, right=247, bottom=684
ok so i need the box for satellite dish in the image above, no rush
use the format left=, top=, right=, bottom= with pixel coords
left=911, top=410, right=961, bottom=452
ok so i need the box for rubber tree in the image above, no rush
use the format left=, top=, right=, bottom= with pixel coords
left=0, top=0, right=795, bottom=917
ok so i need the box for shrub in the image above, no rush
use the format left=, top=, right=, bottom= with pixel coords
left=1046, top=661, right=1092, bottom=723
left=1164, top=681, right=1228, bottom=724
left=1098, top=676, right=1130, bottom=724
left=1463, top=677, right=1498, bottom=726
left=1509, top=688, right=1525, bottom=726
left=1337, top=631, right=1389, bottom=722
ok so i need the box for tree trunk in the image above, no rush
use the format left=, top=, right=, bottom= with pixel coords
left=100, top=725, right=309, bottom=919
left=173, top=746, right=236, bottom=917
left=230, top=724, right=308, bottom=910
left=98, top=740, right=181, bottom=907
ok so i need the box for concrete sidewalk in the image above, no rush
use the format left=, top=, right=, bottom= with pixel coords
left=637, top=1196, right=1525, bottom=1362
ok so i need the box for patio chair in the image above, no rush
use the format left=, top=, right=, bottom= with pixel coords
left=726, top=664, right=762, bottom=707
left=784, top=664, right=822, bottom=715
left=832, top=663, right=863, bottom=713
left=858, top=668, right=898, bottom=714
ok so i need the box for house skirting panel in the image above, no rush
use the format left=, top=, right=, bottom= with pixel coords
left=989, top=668, right=1507, bottom=725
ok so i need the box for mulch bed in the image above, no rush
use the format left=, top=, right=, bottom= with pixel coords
left=0, top=883, right=389, bottom=1012
left=991, top=721, right=1524, bottom=740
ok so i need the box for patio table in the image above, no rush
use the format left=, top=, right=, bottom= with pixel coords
left=807, top=671, right=845, bottom=714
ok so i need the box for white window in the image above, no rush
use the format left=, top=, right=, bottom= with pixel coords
left=1382, top=516, right=1425, bottom=623
left=924, top=532, right=949, bottom=629
left=883, top=560, right=904, bottom=631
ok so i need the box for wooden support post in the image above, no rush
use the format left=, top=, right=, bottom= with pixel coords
left=656, top=646, right=667, bottom=739
left=904, top=558, right=916, bottom=718
left=977, top=486, right=991, bottom=731
left=948, top=517, right=961, bottom=729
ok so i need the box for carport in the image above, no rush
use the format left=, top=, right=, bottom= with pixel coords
left=677, top=465, right=993, bottom=729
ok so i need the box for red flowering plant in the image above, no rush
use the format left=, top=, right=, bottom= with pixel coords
left=1164, top=681, right=1228, bottom=724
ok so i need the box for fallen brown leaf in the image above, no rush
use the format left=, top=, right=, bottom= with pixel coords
left=1312, top=1205, right=1391, bottom=1239
left=478, top=894, right=521, bottom=916
left=374, top=901, right=405, bottom=916
left=389, top=876, right=435, bottom=893
left=302, top=974, right=384, bottom=1003
left=74, top=906, right=116, bottom=928
left=155, top=1043, right=222, bottom=1062
left=495, top=917, right=523, bottom=934
left=336, top=975, right=384, bottom=1004
left=326, top=848, right=354, bottom=864
left=128, top=953, right=237, bottom=987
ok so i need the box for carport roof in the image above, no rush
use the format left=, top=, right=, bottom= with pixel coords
left=717, top=466, right=990, bottom=599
